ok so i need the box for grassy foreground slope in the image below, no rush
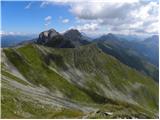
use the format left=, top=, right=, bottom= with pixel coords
left=1, top=43, right=158, bottom=118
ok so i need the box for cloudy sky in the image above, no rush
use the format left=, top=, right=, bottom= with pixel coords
left=1, top=0, right=159, bottom=36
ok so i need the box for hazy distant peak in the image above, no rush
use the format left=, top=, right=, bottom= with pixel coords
left=151, top=35, right=159, bottom=40
left=97, top=33, right=119, bottom=42
left=107, top=33, right=115, bottom=36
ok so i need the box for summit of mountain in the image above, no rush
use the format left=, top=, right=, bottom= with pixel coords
left=63, top=29, right=90, bottom=46
left=37, top=28, right=75, bottom=48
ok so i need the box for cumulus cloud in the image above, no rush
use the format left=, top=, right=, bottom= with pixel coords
left=41, top=0, right=159, bottom=35
left=62, top=19, right=70, bottom=23
left=72, top=23, right=99, bottom=31
left=45, top=16, right=52, bottom=21
left=44, top=16, right=52, bottom=27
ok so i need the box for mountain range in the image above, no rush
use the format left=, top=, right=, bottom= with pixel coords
left=1, top=34, right=36, bottom=48
left=94, top=33, right=159, bottom=82
left=1, top=28, right=159, bottom=118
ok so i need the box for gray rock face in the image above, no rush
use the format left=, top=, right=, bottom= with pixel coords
left=37, top=28, right=75, bottom=48
left=48, top=29, right=59, bottom=39
left=37, top=28, right=90, bottom=48
left=64, top=29, right=90, bottom=46
left=64, top=29, right=82, bottom=40
left=37, top=28, right=60, bottom=44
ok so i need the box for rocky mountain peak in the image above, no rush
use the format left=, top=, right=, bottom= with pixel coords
left=63, top=29, right=90, bottom=46
left=36, top=28, right=75, bottom=48
left=37, top=28, right=60, bottom=44
left=64, top=29, right=82, bottom=38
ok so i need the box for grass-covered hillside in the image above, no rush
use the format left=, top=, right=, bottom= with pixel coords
left=1, top=43, right=158, bottom=118
left=96, top=39, right=159, bottom=82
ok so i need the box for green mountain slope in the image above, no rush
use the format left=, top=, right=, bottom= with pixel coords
left=1, top=43, right=158, bottom=118
left=96, top=40, right=158, bottom=82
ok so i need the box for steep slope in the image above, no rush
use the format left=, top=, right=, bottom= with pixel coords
left=141, top=35, right=158, bottom=47
left=95, top=34, right=159, bottom=66
left=134, top=35, right=159, bottom=67
left=115, top=34, right=146, bottom=41
left=95, top=34, right=159, bottom=82
left=1, top=43, right=158, bottom=118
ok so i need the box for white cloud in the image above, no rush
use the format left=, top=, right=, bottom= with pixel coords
left=62, top=19, right=69, bottom=23
left=44, top=16, right=52, bottom=21
left=73, top=23, right=99, bottom=31
left=0, top=31, right=29, bottom=36
left=59, top=16, right=69, bottom=24
left=0, top=31, right=5, bottom=35
left=44, top=16, right=52, bottom=27
left=40, top=0, right=139, bottom=5
left=25, top=2, right=32, bottom=9
left=41, top=0, right=159, bottom=35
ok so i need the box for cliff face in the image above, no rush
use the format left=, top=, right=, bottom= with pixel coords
left=37, top=29, right=75, bottom=48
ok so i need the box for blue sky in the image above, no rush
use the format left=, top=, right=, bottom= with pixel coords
left=2, top=1, right=76, bottom=34
left=1, top=0, right=159, bottom=36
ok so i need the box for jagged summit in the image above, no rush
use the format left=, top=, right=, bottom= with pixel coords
left=64, top=29, right=82, bottom=41
left=37, top=28, right=74, bottom=48
left=37, top=28, right=59, bottom=43
left=64, top=29, right=82, bottom=37
left=64, top=29, right=90, bottom=46
left=36, top=28, right=90, bottom=48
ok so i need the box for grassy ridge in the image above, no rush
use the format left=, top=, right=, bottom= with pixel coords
left=97, top=42, right=159, bottom=82
left=43, top=44, right=158, bottom=112
left=3, top=45, right=94, bottom=103
left=2, top=43, right=159, bottom=118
